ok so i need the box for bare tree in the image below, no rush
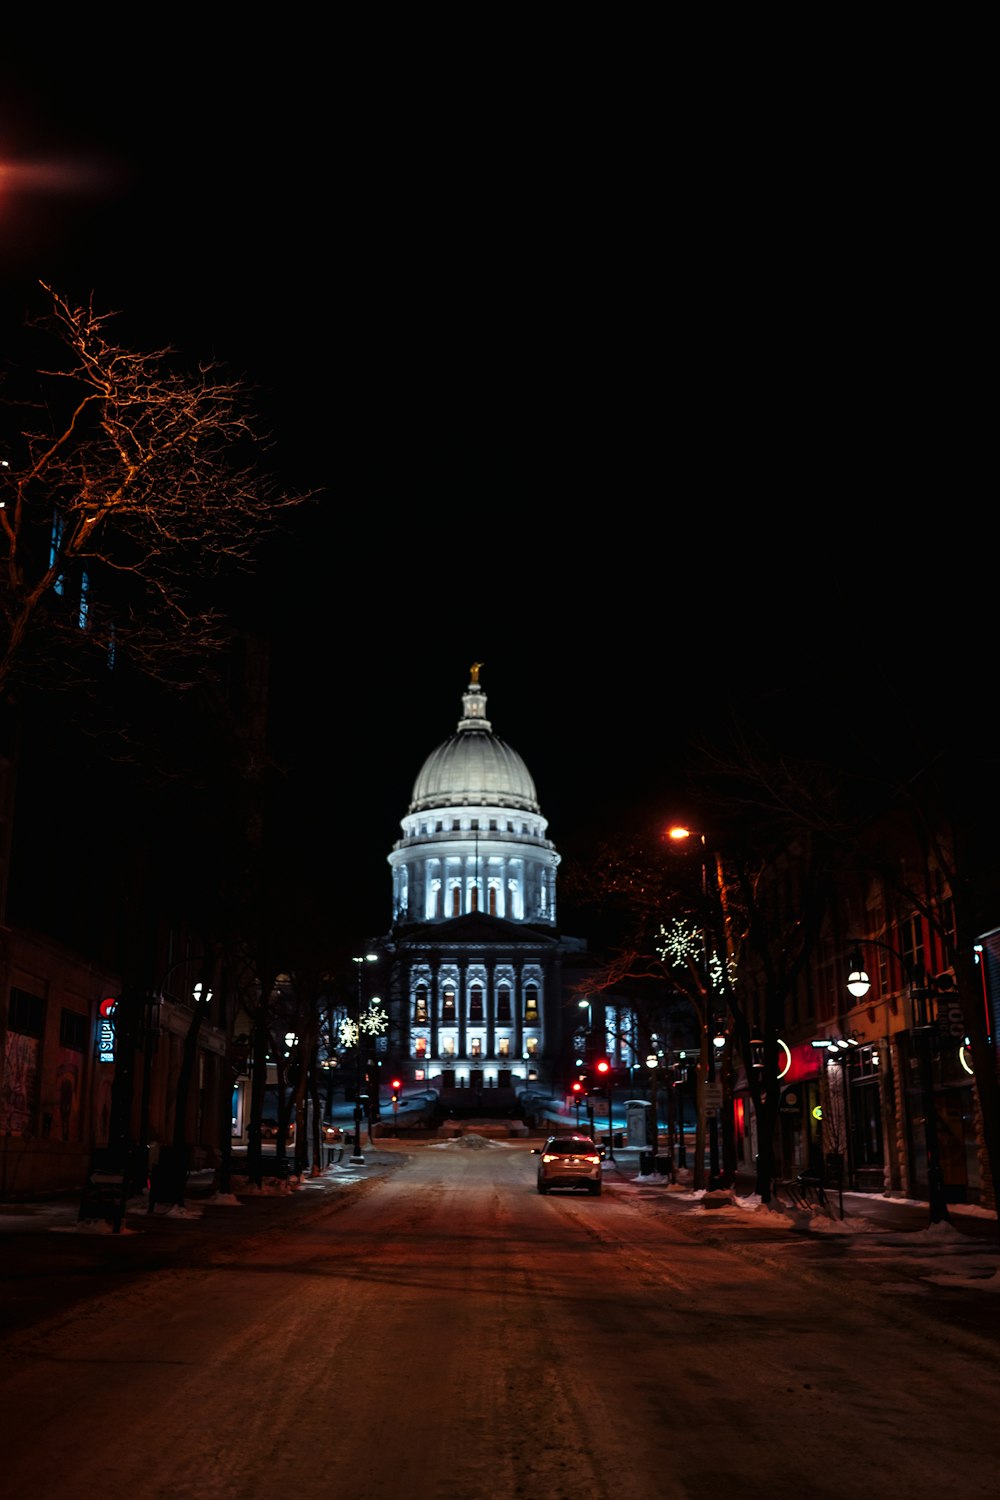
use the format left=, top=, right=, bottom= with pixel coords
left=0, top=282, right=316, bottom=702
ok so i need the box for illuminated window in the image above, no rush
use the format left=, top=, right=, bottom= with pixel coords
left=524, top=987, right=539, bottom=1023
left=452, top=885, right=461, bottom=916
left=442, top=990, right=456, bottom=1021
left=498, top=1037, right=510, bottom=1057
left=471, top=1038, right=482, bottom=1058
left=50, top=510, right=65, bottom=595
left=414, top=989, right=428, bottom=1023
left=526, top=1037, right=538, bottom=1056
left=415, top=1037, right=427, bottom=1059
left=488, top=884, right=498, bottom=916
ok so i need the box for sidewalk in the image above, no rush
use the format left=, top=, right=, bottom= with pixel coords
left=602, top=1145, right=1000, bottom=1242
left=0, top=1148, right=404, bottom=1232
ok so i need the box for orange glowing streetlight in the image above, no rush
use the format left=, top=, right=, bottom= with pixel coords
left=666, top=824, right=706, bottom=846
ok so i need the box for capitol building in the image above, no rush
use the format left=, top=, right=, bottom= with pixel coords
left=376, top=666, right=586, bottom=1113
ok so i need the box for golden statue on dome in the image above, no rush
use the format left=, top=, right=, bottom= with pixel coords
left=470, top=662, right=484, bottom=684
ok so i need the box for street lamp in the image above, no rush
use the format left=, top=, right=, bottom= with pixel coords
left=350, top=954, right=378, bottom=1165
left=667, top=825, right=725, bottom=1187
left=844, top=939, right=949, bottom=1225
left=645, top=1051, right=672, bottom=1181
left=138, top=960, right=214, bottom=1199
left=675, top=1052, right=689, bottom=1168
left=809, top=1034, right=859, bottom=1219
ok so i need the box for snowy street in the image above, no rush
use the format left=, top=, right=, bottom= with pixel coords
left=1, top=1138, right=998, bottom=1500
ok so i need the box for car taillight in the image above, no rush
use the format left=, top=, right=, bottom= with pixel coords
left=542, top=1153, right=556, bottom=1163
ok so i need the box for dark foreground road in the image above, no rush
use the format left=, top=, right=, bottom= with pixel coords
left=1, top=1139, right=999, bottom=1500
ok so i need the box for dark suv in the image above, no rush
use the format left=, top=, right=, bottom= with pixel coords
left=533, top=1135, right=603, bottom=1195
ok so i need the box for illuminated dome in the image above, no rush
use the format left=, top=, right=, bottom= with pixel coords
left=388, top=665, right=559, bottom=928
left=409, top=672, right=538, bottom=814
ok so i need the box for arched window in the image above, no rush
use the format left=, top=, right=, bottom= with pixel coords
left=414, top=988, right=428, bottom=1024
left=524, top=987, right=539, bottom=1023
left=496, top=988, right=512, bottom=1023
left=469, top=987, right=484, bottom=1021
left=451, top=885, right=461, bottom=917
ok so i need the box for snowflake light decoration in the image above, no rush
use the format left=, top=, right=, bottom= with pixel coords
left=361, top=1002, right=388, bottom=1036
left=339, top=1018, right=360, bottom=1048
left=657, top=918, right=702, bottom=967
left=656, top=918, right=736, bottom=995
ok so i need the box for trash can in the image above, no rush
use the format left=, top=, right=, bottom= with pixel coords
left=654, top=1154, right=673, bottom=1177
left=639, top=1150, right=654, bottom=1175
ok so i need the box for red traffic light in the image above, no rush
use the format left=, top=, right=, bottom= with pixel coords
left=390, top=1078, right=402, bottom=1091
left=595, top=1059, right=610, bottom=1074
left=571, top=1080, right=584, bottom=1094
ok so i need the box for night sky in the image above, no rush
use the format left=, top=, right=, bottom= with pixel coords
left=2, top=38, right=981, bottom=943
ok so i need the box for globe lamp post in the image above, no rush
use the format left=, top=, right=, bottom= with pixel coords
left=350, top=954, right=378, bottom=1165
left=844, top=941, right=949, bottom=1225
